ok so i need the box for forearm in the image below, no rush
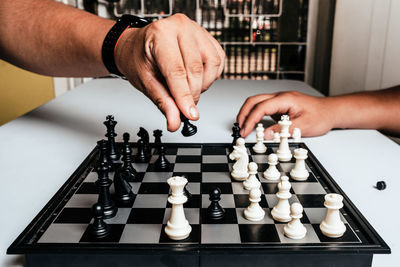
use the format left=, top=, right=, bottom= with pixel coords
left=328, top=86, right=400, bottom=134
left=0, top=0, right=114, bottom=77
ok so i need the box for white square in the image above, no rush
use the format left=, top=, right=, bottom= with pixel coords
left=120, top=224, right=162, bottom=243
left=177, top=148, right=202, bottom=155
left=174, top=163, right=201, bottom=172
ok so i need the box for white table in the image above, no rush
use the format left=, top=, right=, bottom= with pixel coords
left=0, top=79, right=398, bottom=267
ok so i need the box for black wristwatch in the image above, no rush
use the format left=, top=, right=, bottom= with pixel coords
left=101, top=15, right=150, bottom=77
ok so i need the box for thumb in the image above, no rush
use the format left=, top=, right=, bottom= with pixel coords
left=264, top=124, right=280, bottom=139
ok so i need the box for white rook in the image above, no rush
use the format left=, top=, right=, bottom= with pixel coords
left=290, top=148, right=309, bottom=181
left=320, top=194, right=346, bottom=238
left=164, top=176, right=192, bottom=240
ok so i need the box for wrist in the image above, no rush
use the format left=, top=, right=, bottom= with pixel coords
left=114, top=27, right=140, bottom=77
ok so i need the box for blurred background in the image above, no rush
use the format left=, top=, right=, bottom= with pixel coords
left=1, top=0, right=400, bottom=126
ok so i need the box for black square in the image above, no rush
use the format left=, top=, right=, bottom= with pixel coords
left=159, top=224, right=200, bottom=243
left=201, top=163, right=229, bottom=172
left=138, top=183, right=170, bottom=194
left=200, top=208, right=237, bottom=224
left=167, top=195, right=201, bottom=208
left=255, top=163, right=268, bottom=172
left=125, top=172, right=145, bottom=183
left=54, top=208, right=92, bottom=224
left=113, top=194, right=136, bottom=208
left=202, top=146, right=227, bottom=155
left=146, top=163, right=174, bottom=172
left=296, top=194, right=325, bottom=208
left=266, top=147, right=274, bottom=154
left=173, top=172, right=202, bottom=182
left=234, top=195, right=268, bottom=208
left=239, top=224, right=280, bottom=242
left=80, top=224, right=125, bottom=243
left=176, top=155, right=202, bottom=163
left=262, top=183, right=295, bottom=194
left=76, top=183, right=98, bottom=194
left=312, top=224, right=360, bottom=243
left=201, top=183, right=233, bottom=194
left=127, top=208, right=166, bottom=224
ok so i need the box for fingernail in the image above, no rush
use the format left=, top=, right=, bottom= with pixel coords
left=189, top=106, right=199, bottom=119
left=265, top=130, right=274, bottom=139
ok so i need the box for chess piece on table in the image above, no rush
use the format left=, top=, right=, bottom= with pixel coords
left=153, top=129, right=163, bottom=154
left=284, top=203, right=307, bottom=239
left=207, top=187, right=225, bottom=220
left=90, top=203, right=111, bottom=238
left=263, top=153, right=281, bottom=181
left=96, top=161, right=118, bottom=219
left=231, top=122, right=241, bottom=151
left=137, top=127, right=151, bottom=158
left=243, top=162, right=261, bottom=190
left=290, top=148, right=309, bottom=181
left=292, top=128, right=301, bottom=142
left=320, top=194, right=346, bottom=238
left=155, top=145, right=171, bottom=171
left=229, top=138, right=249, bottom=181
left=273, top=132, right=280, bottom=143
left=165, top=176, right=192, bottom=240
left=252, top=123, right=267, bottom=153
left=271, top=176, right=292, bottom=222
left=114, top=133, right=135, bottom=205
left=103, top=115, right=120, bottom=164
left=244, top=184, right=265, bottom=221
left=135, top=139, right=150, bottom=163
left=97, top=139, right=112, bottom=170
left=276, top=115, right=292, bottom=162
left=180, top=113, right=197, bottom=137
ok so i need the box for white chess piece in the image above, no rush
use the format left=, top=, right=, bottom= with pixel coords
left=263, top=153, right=281, bottom=181
left=292, top=128, right=301, bottom=142
left=243, top=162, right=261, bottom=190
left=271, top=176, right=292, bottom=222
left=244, top=185, right=265, bottom=221
left=229, top=138, right=249, bottom=181
left=276, top=115, right=292, bottom=162
left=252, top=123, right=267, bottom=153
left=284, top=203, right=307, bottom=239
left=164, top=176, right=192, bottom=240
left=273, top=132, right=280, bottom=143
left=320, top=194, right=346, bottom=238
left=290, top=148, right=309, bottom=181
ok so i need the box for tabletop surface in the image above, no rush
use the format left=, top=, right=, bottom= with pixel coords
left=0, top=79, right=399, bottom=267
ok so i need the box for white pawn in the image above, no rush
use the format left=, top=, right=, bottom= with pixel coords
left=290, top=148, right=309, bottom=181
left=164, top=176, right=192, bottom=240
left=252, top=123, right=267, bottom=153
left=292, top=128, right=301, bottom=142
left=244, top=185, right=265, bottom=221
left=243, top=162, right=261, bottom=190
left=284, top=203, right=307, bottom=239
left=320, top=194, right=346, bottom=238
left=263, top=153, right=280, bottom=181
left=273, top=132, right=280, bottom=143
left=271, top=176, right=292, bottom=222
left=276, top=115, right=292, bottom=162
left=229, top=138, right=249, bottom=181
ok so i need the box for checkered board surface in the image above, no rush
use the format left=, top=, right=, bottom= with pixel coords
left=32, top=143, right=371, bottom=248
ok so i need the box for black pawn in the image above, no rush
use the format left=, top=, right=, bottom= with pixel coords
left=231, top=122, right=241, bottom=151
left=207, top=187, right=225, bottom=220
left=155, top=145, right=170, bottom=171
left=90, top=203, right=110, bottom=238
left=97, top=139, right=112, bottom=170
left=180, top=113, right=197, bottom=137
left=135, top=139, right=149, bottom=163
left=137, top=127, right=151, bottom=158
left=96, top=161, right=118, bottom=219
left=153, top=129, right=163, bottom=154
left=104, top=115, right=120, bottom=163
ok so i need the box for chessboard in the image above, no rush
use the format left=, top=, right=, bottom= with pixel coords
left=7, top=142, right=389, bottom=267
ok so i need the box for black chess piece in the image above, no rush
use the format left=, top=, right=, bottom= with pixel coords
left=207, top=187, right=225, bottom=220
left=137, top=127, right=151, bottom=158
left=153, top=129, right=163, bottom=154
left=154, top=145, right=170, bottom=171
left=135, top=139, right=150, bottom=163
left=103, top=115, right=120, bottom=164
left=230, top=122, right=241, bottom=151
left=90, top=203, right=111, bottom=238
left=97, top=139, right=112, bottom=170
left=96, top=161, right=118, bottom=219
left=180, top=113, right=197, bottom=137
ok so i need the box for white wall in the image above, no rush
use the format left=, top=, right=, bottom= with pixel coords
left=330, top=0, right=400, bottom=96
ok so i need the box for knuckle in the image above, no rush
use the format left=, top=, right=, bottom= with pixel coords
left=168, top=65, right=187, bottom=79
left=149, top=20, right=164, bottom=33
left=208, top=56, right=221, bottom=67
left=189, top=62, right=203, bottom=77
left=172, top=13, right=189, bottom=22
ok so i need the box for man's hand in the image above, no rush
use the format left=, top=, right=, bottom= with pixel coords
left=115, top=14, right=225, bottom=132
left=237, top=91, right=335, bottom=139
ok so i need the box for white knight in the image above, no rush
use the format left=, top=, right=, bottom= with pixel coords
left=229, top=138, right=249, bottom=181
